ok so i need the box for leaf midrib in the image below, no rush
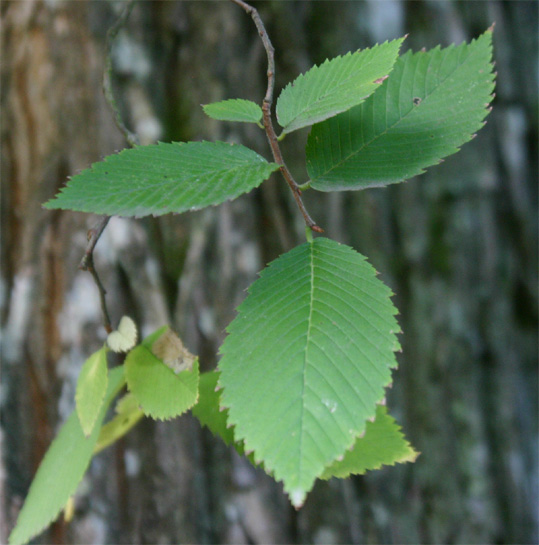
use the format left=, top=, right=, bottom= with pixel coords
left=296, top=241, right=316, bottom=489
left=75, top=161, right=273, bottom=201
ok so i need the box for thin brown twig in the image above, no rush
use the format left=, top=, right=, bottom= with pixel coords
left=80, top=2, right=137, bottom=333
left=103, top=0, right=138, bottom=147
left=79, top=217, right=112, bottom=333
left=230, top=0, right=323, bottom=233
left=83, top=253, right=113, bottom=335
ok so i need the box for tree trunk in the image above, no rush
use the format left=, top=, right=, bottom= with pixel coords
left=2, top=1, right=537, bottom=544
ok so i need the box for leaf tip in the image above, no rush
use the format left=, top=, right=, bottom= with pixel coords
left=289, top=488, right=306, bottom=509
left=373, top=75, right=389, bottom=85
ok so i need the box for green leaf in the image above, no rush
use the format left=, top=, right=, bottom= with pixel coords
left=306, top=30, right=495, bottom=190
left=44, top=142, right=279, bottom=218
left=192, top=372, right=259, bottom=466
left=218, top=237, right=400, bottom=507
left=9, top=367, right=125, bottom=545
left=192, top=371, right=235, bottom=446
left=321, top=405, right=418, bottom=480
left=125, top=329, right=200, bottom=420
left=93, top=393, right=144, bottom=455
left=276, top=38, right=404, bottom=134
left=203, top=99, right=263, bottom=124
left=75, top=346, right=109, bottom=436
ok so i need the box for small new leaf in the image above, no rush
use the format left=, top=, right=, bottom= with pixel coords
left=44, top=141, right=279, bottom=218
left=203, top=99, right=263, bottom=124
left=321, top=405, right=418, bottom=480
left=107, top=316, right=137, bottom=353
left=75, top=346, right=109, bottom=436
left=276, top=38, right=404, bottom=134
left=306, top=31, right=495, bottom=190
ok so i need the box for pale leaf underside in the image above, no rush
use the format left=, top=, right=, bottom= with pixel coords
left=321, top=404, right=418, bottom=480
left=218, top=238, right=401, bottom=507
left=306, top=31, right=495, bottom=190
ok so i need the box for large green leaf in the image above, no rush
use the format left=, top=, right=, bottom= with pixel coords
left=9, top=367, right=125, bottom=545
left=44, top=141, right=279, bottom=217
left=306, top=31, right=495, bottom=190
left=75, top=346, right=109, bottom=436
left=203, top=99, right=263, bottom=124
left=125, top=328, right=199, bottom=420
left=321, top=405, right=418, bottom=480
left=276, top=38, right=404, bottom=134
left=218, top=237, right=400, bottom=507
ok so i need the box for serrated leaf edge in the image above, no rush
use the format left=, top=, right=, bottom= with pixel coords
left=321, top=404, right=419, bottom=480
left=126, top=347, right=200, bottom=421
left=44, top=141, right=280, bottom=218
left=277, top=38, right=405, bottom=133
left=216, top=239, right=401, bottom=507
left=309, top=31, right=495, bottom=190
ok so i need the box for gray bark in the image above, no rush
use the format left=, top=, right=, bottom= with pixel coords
left=1, top=1, right=537, bottom=544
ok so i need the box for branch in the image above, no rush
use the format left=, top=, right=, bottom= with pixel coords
left=80, top=2, right=137, bottom=333
left=79, top=217, right=112, bottom=333
left=103, top=0, right=139, bottom=147
left=230, top=0, right=323, bottom=233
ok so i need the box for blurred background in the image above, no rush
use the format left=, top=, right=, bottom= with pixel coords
left=1, top=1, right=537, bottom=543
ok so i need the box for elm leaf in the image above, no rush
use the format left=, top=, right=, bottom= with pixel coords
left=203, top=99, right=263, bottom=124
left=218, top=238, right=400, bottom=507
left=321, top=405, right=418, bottom=480
left=44, top=141, right=279, bottom=217
left=75, top=346, right=108, bottom=437
left=307, top=31, right=495, bottom=190
left=9, top=367, right=125, bottom=545
left=277, top=38, right=404, bottom=134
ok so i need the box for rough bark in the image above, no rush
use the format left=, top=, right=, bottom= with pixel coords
left=1, top=1, right=537, bottom=544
